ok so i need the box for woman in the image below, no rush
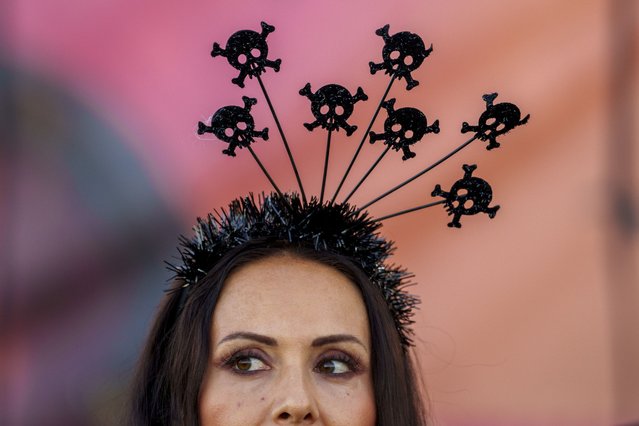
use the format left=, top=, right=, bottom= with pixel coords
left=129, top=19, right=527, bottom=425
left=129, top=18, right=431, bottom=423
left=129, top=195, right=428, bottom=425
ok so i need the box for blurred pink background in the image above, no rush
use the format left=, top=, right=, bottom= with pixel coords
left=1, top=0, right=638, bottom=425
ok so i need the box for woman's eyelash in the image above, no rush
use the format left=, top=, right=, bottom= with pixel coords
left=315, top=352, right=363, bottom=375
left=218, top=349, right=365, bottom=377
left=220, top=349, right=269, bottom=375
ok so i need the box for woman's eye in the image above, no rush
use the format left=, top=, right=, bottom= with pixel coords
left=231, top=356, right=269, bottom=373
left=316, top=358, right=352, bottom=375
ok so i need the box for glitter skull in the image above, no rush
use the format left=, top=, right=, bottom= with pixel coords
left=369, top=98, right=439, bottom=160
left=431, top=164, right=500, bottom=228
left=197, top=96, right=269, bottom=157
left=299, top=83, right=368, bottom=135
left=211, top=21, right=282, bottom=88
left=461, top=92, right=530, bottom=150
left=369, top=24, right=433, bottom=90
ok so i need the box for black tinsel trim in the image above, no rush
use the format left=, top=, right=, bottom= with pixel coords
left=166, top=192, right=419, bottom=348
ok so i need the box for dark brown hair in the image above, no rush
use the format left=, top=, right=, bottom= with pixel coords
left=129, top=239, right=427, bottom=425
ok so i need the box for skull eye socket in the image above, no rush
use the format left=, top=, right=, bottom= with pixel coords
left=250, top=48, right=261, bottom=58
left=456, top=189, right=469, bottom=197
left=485, top=117, right=496, bottom=126
left=390, top=50, right=400, bottom=60
left=463, top=199, right=475, bottom=209
left=236, top=121, right=247, bottom=130
left=391, top=123, right=402, bottom=132
left=237, top=54, right=247, bottom=64
left=335, top=105, right=345, bottom=116
left=224, top=127, right=234, bottom=137
left=496, top=123, right=506, bottom=131
left=320, top=105, right=330, bottom=115
left=403, top=55, right=414, bottom=65
left=404, top=129, right=414, bottom=138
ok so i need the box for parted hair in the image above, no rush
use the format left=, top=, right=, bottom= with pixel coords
left=128, top=239, right=428, bottom=425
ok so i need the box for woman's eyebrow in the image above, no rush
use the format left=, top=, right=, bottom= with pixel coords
left=218, top=332, right=277, bottom=346
left=311, top=334, right=367, bottom=350
left=217, top=332, right=367, bottom=350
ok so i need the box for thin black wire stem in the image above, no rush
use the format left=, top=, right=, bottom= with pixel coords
left=255, top=73, right=307, bottom=204
left=320, top=128, right=332, bottom=204
left=331, top=74, right=397, bottom=204
left=343, top=144, right=391, bottom=204
left=358, top=134, right=479, bottom=211
left=376, top=200, right=446, bottom=221
left=246, top=145, right=285, bottom=198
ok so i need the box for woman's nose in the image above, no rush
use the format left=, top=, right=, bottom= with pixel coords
left=271, top=369, right=319, bottom=424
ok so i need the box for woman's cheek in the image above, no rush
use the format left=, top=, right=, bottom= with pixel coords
left=315, top=376, right=376, bottom=425
left=200, top=373, right=272, bottom=425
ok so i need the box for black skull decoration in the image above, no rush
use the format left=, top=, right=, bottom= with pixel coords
left=197, top=96, right=269, bottom=157
left=299, top=83, right=368, bottom=136
left=369, top=99, right=439, bottom=160
left=369, top=24, right=433, bottom=90
left=211, top=21, right=282, bottom=88
left=431, top=164, right=500, bottom=228
left=461, top=92, right=530, bottom=150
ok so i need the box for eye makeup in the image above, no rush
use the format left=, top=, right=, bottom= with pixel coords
left=214, top=340, right=368, bottom=379
left=314, top=349, right=365, bottom=378
left=218, top=348, right=272, bottom=376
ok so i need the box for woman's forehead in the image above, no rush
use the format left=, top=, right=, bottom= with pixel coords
left=211, top=255, right=371, bottom=346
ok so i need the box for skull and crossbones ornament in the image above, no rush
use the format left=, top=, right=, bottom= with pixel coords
left=369, top=24, right=433, bottom=90
left=299, top=83, right=368, bottom=136
left=369, top=99, right=439, bottom=160
left=431, top=164, right=500, bottom=228
left=461, top=92, right=530, bottom=150
left=211, top=21, right=282, bottom=88
left=197, top=96, right=269, bottom=157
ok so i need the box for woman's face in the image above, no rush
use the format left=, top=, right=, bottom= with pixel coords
left=200, top=254, right=376, bottom=425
